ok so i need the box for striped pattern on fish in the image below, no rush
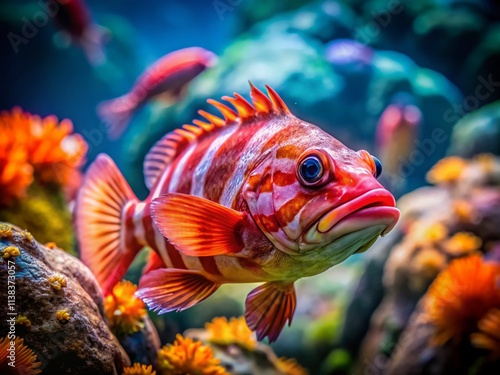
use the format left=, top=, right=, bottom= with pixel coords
left=75, top=83, right=400, bottom=342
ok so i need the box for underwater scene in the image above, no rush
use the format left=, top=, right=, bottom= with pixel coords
left=1, top=0, right=500, bottom=374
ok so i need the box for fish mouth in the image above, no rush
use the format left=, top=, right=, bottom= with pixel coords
left=305, top=189, right=400, bottom=245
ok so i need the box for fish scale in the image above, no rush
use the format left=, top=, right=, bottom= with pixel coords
left=75, top=83, right=400, bottom=342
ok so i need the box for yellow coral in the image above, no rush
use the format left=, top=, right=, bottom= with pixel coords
left=157, top=334, right=229, bottom=375
left=475, top=153, right=495, bottom=174
left=1, top=245, right=20, bottom=259
left=123, top=363, right=157, bottom=375
left=471, top=308, right=500, bottom=356
left=16, top=315, right=31, bottom=327
left=276, top=357, right=308, bottom=375
left=104, top=281, right=147, bottom=335
left=48, top=274, right=67, bottom=290
left=426, top=156, right=467, bottom=185
left=56, top=309, right=70, bottom=323
left=422, top=223, right=448, bottom=244
left=0, top=335, right=42, bottom=374
left=413, top=248, right=446, bottom=280
left=444, top=232, right=482, bottom=256
left=45, top=242, right=57, bottom=249
left=0, top=223, right=13, bottom=238
left=453, top=200, right=473, bottom=222
left=206, top=316, right=256, bottom=350
left=424, top=255, right=500, bottom=346
left=24, top=230, right=33, bottom=242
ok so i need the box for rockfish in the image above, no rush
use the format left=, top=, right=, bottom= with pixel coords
left=376, top=102, right=421, bottom=185
left=76, top=84, right=400, bottom=342
left=97, top=47, right=217, bottom=138
left=53, top=0, right=106, bottom=65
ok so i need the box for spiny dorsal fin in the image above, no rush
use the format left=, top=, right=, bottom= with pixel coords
left=143, top=83, right=289, bottom=189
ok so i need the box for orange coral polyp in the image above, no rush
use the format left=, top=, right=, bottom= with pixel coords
left=206, top=316, right=256, bottom=350
left=425, top=255, right=500, bottom=345
left=444, top=232, right=482, bottom=256
left=156, top=334, right=229, bottom=375
left=0, top=335, right=42, bottom=375
left=104, top=281, right=147, bottom=334
left=123, top=363, right=157, bottom=375
left=426, top=156, right=467, bottom=184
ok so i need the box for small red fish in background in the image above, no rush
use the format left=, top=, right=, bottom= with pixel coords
left=76, top=83, right=400, bottom=342
left=376, top=103, right=422, bottom=186
left=52, top=0, right=106, bottom=65
left=97, top=47, right=218, bottom=139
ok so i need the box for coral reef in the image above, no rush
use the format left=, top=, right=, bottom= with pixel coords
left=334, top=155, right=500, bottom=374
left=0, top=223, right=130, bottom=374
left=185, top=316, right=308, bottom=375
left=387, top=254, right=500, bottom=375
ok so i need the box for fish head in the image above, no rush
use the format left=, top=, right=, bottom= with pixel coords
left=243, top=120, right=400, bottom=267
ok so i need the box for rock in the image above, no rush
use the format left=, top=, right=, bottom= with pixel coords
left=448, top=101, right=500, bottom=157
left=0, top=223, right=130, bottom=374
left=119, top=316, right=161, bottom=367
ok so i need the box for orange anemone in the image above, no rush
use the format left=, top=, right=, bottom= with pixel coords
left=0, top=107, right=88, bottom=202
left=424, top=255, right=500, bottom=345
left=156, top=334, right=229, bottom=375
left=0, top=127, right=33, bottom=205
left=104, top=281, right=147, bottom=334
left=0, top=335, right=42, bottom=375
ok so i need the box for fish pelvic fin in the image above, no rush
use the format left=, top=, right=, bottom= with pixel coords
left=136, top=269, right=220, bottom=314
left=245, top=281, right=297, bottom=343
left=75, top=154, right=142, bottom=295
left=97, top=94, right=136, bottom=139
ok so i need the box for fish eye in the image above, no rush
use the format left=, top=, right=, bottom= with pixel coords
left=297, top=150, right=334, bottom=188
left=372, top=156, right=382, bottom=178
left=300, top=156, right=323, bottom=183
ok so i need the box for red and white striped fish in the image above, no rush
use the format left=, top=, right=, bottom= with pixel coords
left=97, top=47, right=217, bottom=139
left=75, top=83, right=400, bottom=342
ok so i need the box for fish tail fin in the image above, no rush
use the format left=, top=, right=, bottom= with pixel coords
left=75, top=154, right=142, bottom=295
left=97, top=94, right=136, bottom=139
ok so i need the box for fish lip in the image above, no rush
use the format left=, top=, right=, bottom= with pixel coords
left=317, top=188, right=399, bottom=235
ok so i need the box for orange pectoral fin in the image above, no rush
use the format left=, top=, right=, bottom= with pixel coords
left=245, top=281, right=297, bottom=343
left=150, top=193, right=246, bottom=257
left=136, top=269, right=219, bottom=314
